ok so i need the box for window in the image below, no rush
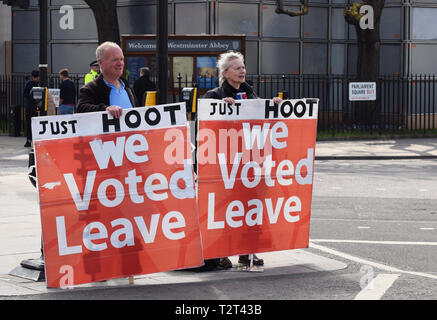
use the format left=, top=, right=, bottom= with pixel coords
left=196, top=57, right=217, bottom=89
left=126, top=56, right=147, bottom=85
left=261, top=41, right=299, bottom=74
left=246, top=40, right=259, bottom=74
left=412, top=8, right=437, bottom=40
left=331, top=44, right=345, bottom=74
left=303, top=7, right=328, bottom=39
left=118, top=5, right=158, bottom=35
left=380, top=44, right=401, bottom=75
left=13, top=11, right=39, bottom=40
left=173, top=56, right=194, bottom=87
left=380, top=7, right=402, bottom=40
left=331, top=8, right=347, bottom=40
left=303, top=43, right=327, bottom=74
left=411, top=44, right=437, bottom=74
left=175, top=3, right=207, bottom=34
left=13, top=43, right=39, bottom=73
left=51, top=43, right=99, bottom=74
left=262, top=4, right=300, bottom=38
left=51, top=8, right=97, bottom=40
left=218, top=3, right=258, bottom=36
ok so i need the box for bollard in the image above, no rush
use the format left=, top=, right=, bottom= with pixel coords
left=8, top=105, right=21, bottom=137
left=277, top=92, right=288, bottom=100
left=144, top=91, right=157, bottom=106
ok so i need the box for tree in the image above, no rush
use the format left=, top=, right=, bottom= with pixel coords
left=83, top=0, right=120, bottom=45
left=345, top=1, right=385, bottom=127
left=275, top=0, right=385, bottom=127
left=275, top=0, right=385, bottom=81
left=345, top=0, right=385, bottom=81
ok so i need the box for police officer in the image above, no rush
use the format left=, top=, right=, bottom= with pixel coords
left=84, top=60, right=100, bottom=84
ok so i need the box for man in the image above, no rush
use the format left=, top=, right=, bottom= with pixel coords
left=58, top=68, right=76, bottom=114
left=133, top=67, right=156, bottom=106
left=23, top=70, right=40, bottom=147
left=77, top=42, right=137, bottom=118
left=84, top=60, right=100, bottom=84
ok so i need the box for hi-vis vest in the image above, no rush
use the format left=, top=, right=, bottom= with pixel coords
left=84, top=69, right=99, bottom=84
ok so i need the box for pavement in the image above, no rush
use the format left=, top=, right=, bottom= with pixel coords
left=0, top=134, right=436, bottom=297
left=316, top=137, right=437, bottom=160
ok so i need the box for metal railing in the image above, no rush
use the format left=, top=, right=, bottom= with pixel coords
left=2, top=73, right=436, bottom=136
left=0, top=73, right=85, bottom=135
left=178, top=73, right=437, bottom=135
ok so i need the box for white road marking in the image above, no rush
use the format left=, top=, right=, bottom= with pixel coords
left=357, top=226, right=370, bottom=229
left=210, top=285, right=230, bottom=300
left=311, top=239, right=437, bottom=246
left=354, top=274, right=400, bottom=300
left=309, top=242, right=437, bottom=280
left=420, top=227, right=434, bottom=231
left=312, top=217, right=437, bottom=224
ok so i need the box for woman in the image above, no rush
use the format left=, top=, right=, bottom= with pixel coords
left=204, top=50, right=282, bottom=104
left=202, top=51, right=280, bottom=269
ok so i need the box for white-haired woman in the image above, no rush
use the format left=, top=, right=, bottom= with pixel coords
left=203, top=50, right=281, bottom=104
left=203, top=51, right=256, bottom=104
left=202, top=51, right=280, bottom=270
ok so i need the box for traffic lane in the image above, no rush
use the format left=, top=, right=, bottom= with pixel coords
left=310, top=198, right=437, bottom=276
left=308, top=243, right=437, bottom=300
left=310, top=209, right=437, bottom=276
left=313, top=159, right=437, bottom=194
left=314, top=159, right=437, bottom=178
left=312, top=159, right=437, bottom=222
left=311, top=196, right=437, bottom=223
left=382, top=274, right=437, bottom=300
left=309, top=240, right=437, bottom=279
left=309, top=158, right=437, bottom=285
left=6, top=266, right=363, bottom=300
left=313, top=163, right=437, bottom=200
left=310, top=213, right=437, bottom=243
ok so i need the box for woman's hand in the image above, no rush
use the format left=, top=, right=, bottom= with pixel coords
left=272, top=97, right=282, bottom=104
left=223, top=97, right=235, bottom=105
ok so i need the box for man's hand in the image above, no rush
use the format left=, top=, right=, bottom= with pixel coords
left=106, top=105, right=123, bottom=118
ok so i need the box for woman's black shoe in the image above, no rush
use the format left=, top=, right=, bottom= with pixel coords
left=238, top=254, right=264, bottom=266
left=218, top=257, right=233, bottom=269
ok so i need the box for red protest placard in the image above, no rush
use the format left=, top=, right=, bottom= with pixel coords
left=197, top=99, right=318, bottom=259
left=32, top=104, right=203, bottom=288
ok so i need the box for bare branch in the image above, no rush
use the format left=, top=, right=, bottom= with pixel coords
left=275, top=0, right=308, bottom=17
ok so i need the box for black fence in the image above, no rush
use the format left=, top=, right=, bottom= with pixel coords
left=0, top=73, right=85, bottom=135
left=1, top=73, right=437, bottom=136
left=245, top=74, right=437, bottom=135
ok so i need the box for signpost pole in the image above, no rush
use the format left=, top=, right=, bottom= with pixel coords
left=156, top=0, right=168, bottom=105
left=39, top=0, right=48, bottom=90
left=11, top=0, right=49, bottom=279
